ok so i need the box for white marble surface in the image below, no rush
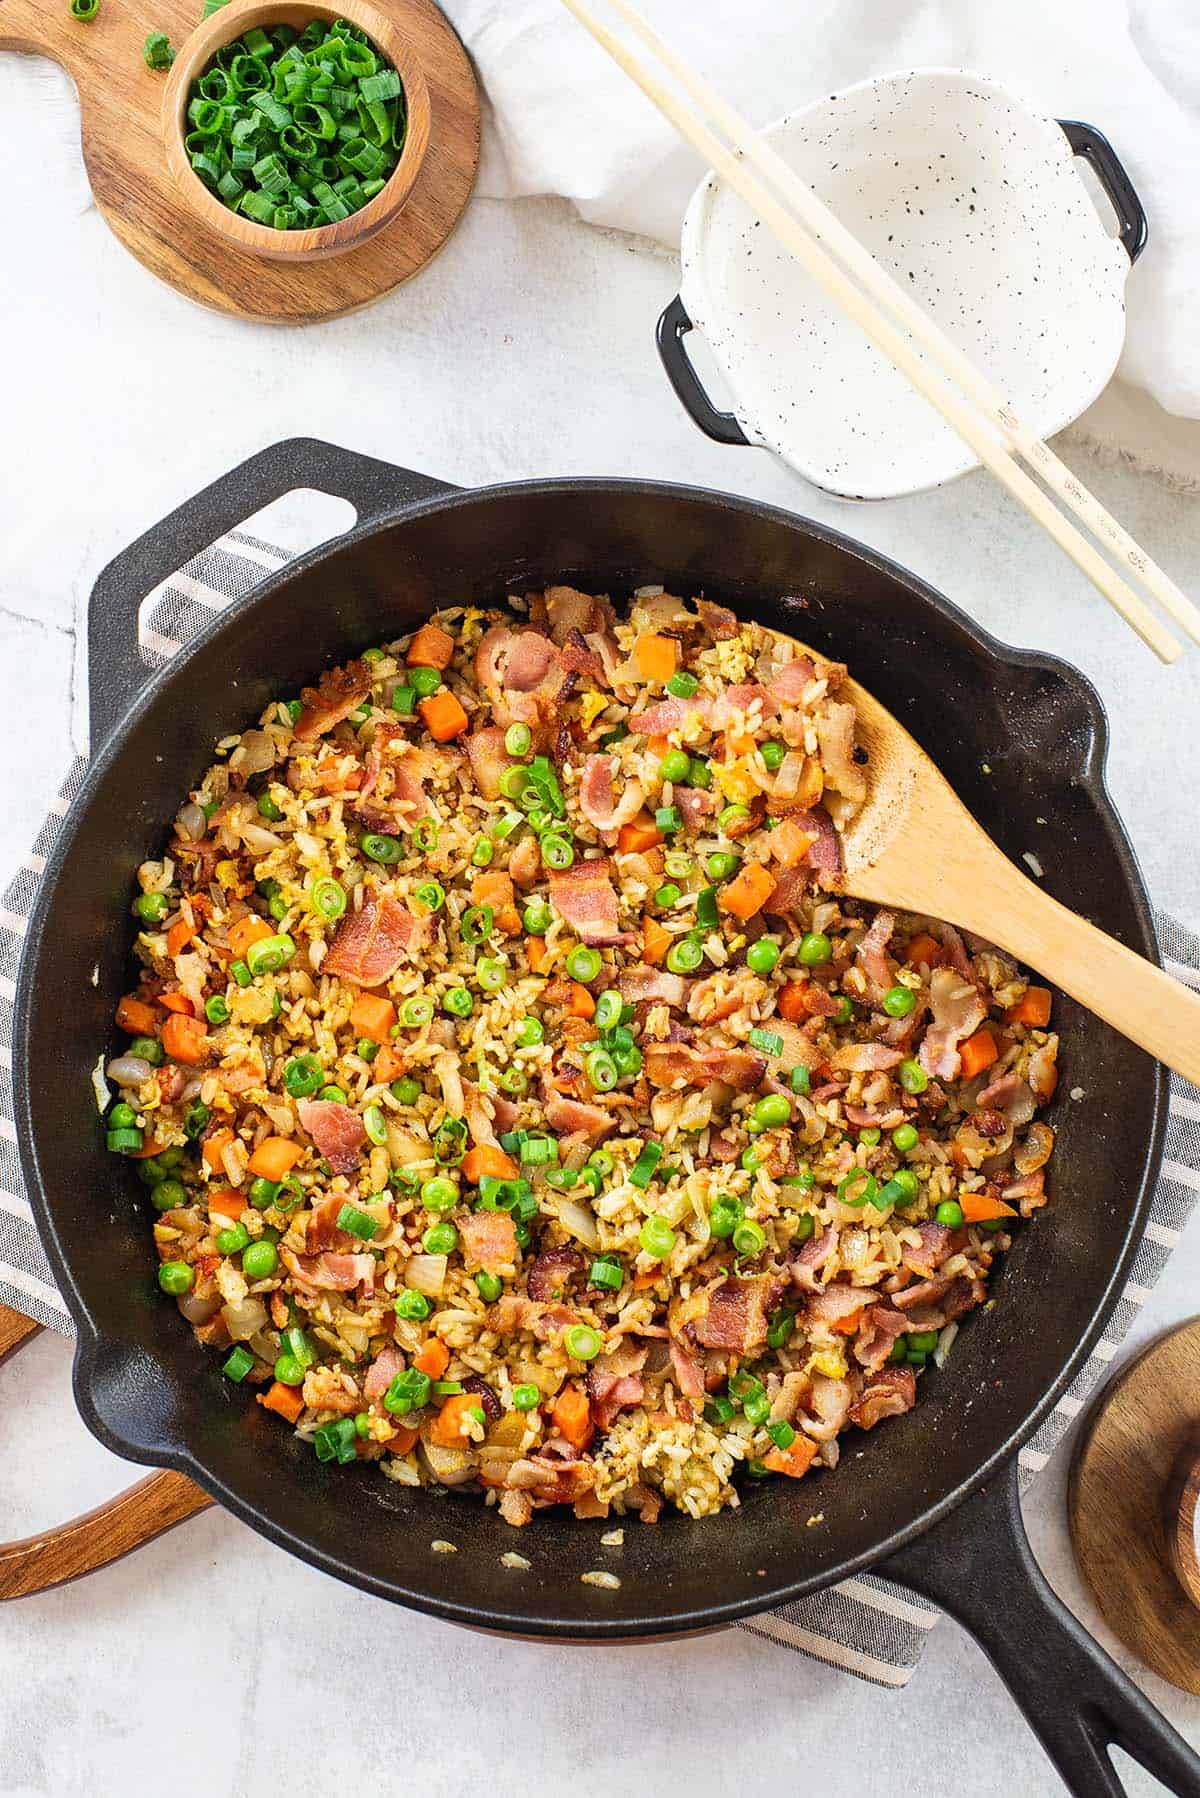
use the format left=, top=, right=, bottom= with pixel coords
left=3, top=48, right=1200, bottom=1798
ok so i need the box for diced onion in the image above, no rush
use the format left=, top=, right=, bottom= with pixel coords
left=231, top=729, right=276, bottom=776
left=405, top=1254, right=447, bottom=1297
left=107, top=1055, right=152, bottom=1088
left=221, top=1296, right=268, bottom=1342
left=176, top=802, right=207, bottom=841
left=933, top=1321, right=958, bottom=1369
left=91, top=1054, right=112, bottom=1115
left=553, top=1197, right=600, bottom=1252
left=178, top=1290, right=222, bottom=1326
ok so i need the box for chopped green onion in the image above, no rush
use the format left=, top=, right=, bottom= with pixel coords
left=732, top=1218, right=766, bottom=1257
left=836, top=1169, right=878, bottom=1209
left=540, top=834, right=574, bottom=870
left=391, top=684, right=415, bottom=715
left=519, top=1134, right=558, bottom=1167
left=638, top=1214, right=675, bottom=1259
left=566, top=945, right=602, bottom=983
left=511, top=1383, right=541, bottom=1411
left=629, top=1141, right=662, bottom=1189
left=654, top=805, right=681, bottom=836
left=666, top=937, right=703, bottom=975
left=461, top=905, right=492, bottom=945
left=748, top=1026, right=782, bottom=1057
left=337, top=1201, right=379, bottom=1242
left=589, top=1257, right=623, bottom=1291
left=222, top=1346, right=254, bottom=1382
left=144, top=30, right=175, bottom=67
left=205, top=994, right=230, bottom=1025
left=564, top=1324, right=602, bottom=1361
left=586, top=1048, right=618, bottom=1092
left=245, top=932, right=295, bottom=975
left=362, top=832, right=403, bottom=864
left=415, top=881, right=445, bottom=913
left=412, top=817, right=438, bottom=854
left=505, top=722, right=531, bottom=757
left=695, top=886, right=720, bottom=930
left=283, top=1054, right=323, bottom=1098
left=402, top=995, right=434, bottom=1028
left=313, top=1418, right=358, bottom=1464
left=790, top=1065, right=811, bottom=1095
left=666, top=670, right=698, bottom=699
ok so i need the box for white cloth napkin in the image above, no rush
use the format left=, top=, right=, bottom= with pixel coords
left=445, top=0, right=1200, bottom=420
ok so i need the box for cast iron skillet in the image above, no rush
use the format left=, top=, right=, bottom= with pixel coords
left=14, top=440, right=1196, bottom=1797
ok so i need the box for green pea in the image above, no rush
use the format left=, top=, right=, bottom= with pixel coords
left=523, top=901, right=553, bottom=935
left=274, top=1354, right=306, bottom=1387
left=797, top=932, right=832, bottom=966
left=248, top=1176, right=280, bottom=1209
left=423, top=1222, right=458, bottom=1255
left=890, top=1168, right=920, bottom=1201
left=892, top=1122, right=919, bottom=1154
left=157, top=1261, right=193, bottom=1296
left=660, top=748, right=691, bottom=784
left=746, top=938, right=780, bottom=975
left=706, top=851, right=740, bottom=881
left=752, top=1093, right=791, bottom=1130
left=421, top=1176, right=459, bottom=1213
left=128, top=1035, right=164, bottom=1067
left=108, top=1102, right=137, bottom=1130
left=511, top=1383, right=541, bottom=1411
left=395, top=1290, right=431, bottom=1321
left=443, top=988, right=473, bottom=1019
left=390, top=1076, right=422, bottom=1105
left=215, top=1222, right=251, bottom=1255
left=759, top=741, right=785, bottom=772
left=883, top=984, right=917, bottom=1019
left=133, top=891, right=169, bottom=924
left=936, top=1200, right=965, bottom=1228
left=655, top=883, right=682, bottom=909
left=899, top=1059, right=928, bottom=1095
left=475, top=1272, right=502, bottom=1303
left=242, top=1241, right=278, bottom=1280
left=150, top=1178, right=187, bottom=1213
left=515, top=1018, right=544, bottom=1047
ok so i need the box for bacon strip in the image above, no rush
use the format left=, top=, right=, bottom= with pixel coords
left=297, top=1099, right=367, bottom=1175
left=578, top=755, right=645, bottom=839
left=693, top=1276, right=770, bottom=1354
left=322, top=889, right=421, bottom=986
left=644, top=1042, right=766, bottom=1092
left=549, top=857, right=629, bottom=946
left=294, top=659, right=372, bottom=740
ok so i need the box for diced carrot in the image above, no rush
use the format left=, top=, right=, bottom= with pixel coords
left=350, top=993, right=396, bottom=1043
left=647, top=735, right=671, bottom=760
left=642, top=917, right=672, bottom=966
left=260, top=1381, right=305, bottom=1424
left=551, top=1382, right=594, bottom=1449
left=769, top=818, right=817, bottom=868
left=958, top=1028, right=998, bottom=1079
left=166, top=918, right=196, bottom=957
left=131, top=1138, right=164, bottom=1161
left=473, top=869, right=521, bottom=935
left=429, top=1391, right=485, bottom=1448
left=632, top=1269, right=662, bottom=1292
left=414, top=1337, right=450, bottom=1379
left=960, top=1190, right=1018, bottom=1223
left=385, top=1423, right=420, bottom=1455
left=777, top=980, right=811, bottom=1023
left=373, top=1044, right=406, bottom=1083
left=617, top=814, right=663, bottom=855
left=567, top=982, right=595, bottom=1019
left=526, top=936, right=549, bottom=973
left=116, top=993, right=159, bottom=1037
left=418, top=690, right=469, bottom=742
left=201, top=1128, right=234, bottom=1174
left=162, top=1012, right=208, bottom=1066
left=462, top=1143, right=520, bottom=1183
left=406, top=622, right=456, bottom=671
left=246, top=1136, right=303, bottom=1180
left=635, top=634, right=680, bottom=681
left=1006, top=985, right=1052, bottom=1028
left=905, top=932, right=943, bottom=969
left=227, top=914, right=274, bottom=959
left=830, top=1305, right=867, bottom=1335
left=208, top=1189, right=247, bottom=1223
left=764, top=1436, right=819, bottom=1480
left=158, top=991, right=194, bottom=1016
left=718, top=861, right=775, bottom=921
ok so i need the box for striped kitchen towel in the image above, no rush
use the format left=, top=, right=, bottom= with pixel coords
left=1, top=526, right=1197, bottom=1686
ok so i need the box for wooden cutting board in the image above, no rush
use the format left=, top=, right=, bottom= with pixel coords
left=1069, top=1318, right=1200, bottom=1695
left=0, top=0, right=480, bottom=322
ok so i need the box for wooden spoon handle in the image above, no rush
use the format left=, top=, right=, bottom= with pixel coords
left=0, top=1302, right=214, bottom=1600
left=1166, top=1434, right=1200, bottom=1613
left=949, top=852, right=1200, bottom=1088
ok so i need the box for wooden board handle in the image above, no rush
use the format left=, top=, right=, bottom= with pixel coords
left=0, top=1302, right=214, bottom=1600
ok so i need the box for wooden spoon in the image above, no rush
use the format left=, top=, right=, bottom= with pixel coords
left=800, top=646, right=1200, bottom=1086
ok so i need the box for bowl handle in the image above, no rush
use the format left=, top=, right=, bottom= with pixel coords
left=1059, top=120, right=1148, bottom=263
left=656, top=296, right=750, bottom=446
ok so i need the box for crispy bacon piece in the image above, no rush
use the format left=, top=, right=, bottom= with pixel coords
left=527, top=1246, right=584, bottom=1302
left=804, top=805, right=841, bottom=875
left=631, top=694, right=712, bottom=738
left=587, top=1370, right=645, bottom=1431
left=465, top=727, right=511, bottom=800
left=363, top=1346, right=404, bottom=1403
left=851, top=1366, right=916, bottom=1430
left=294, top=659, right=373, bottom=741
left=815, top=700, right=866, bottom=803
left=800, top=1373, right=854, bottom=1440
left=696, top=599, right=738, bottom=640
left=768, top=657, right=816, bottom=706
left=543, top=1089, right=616, bottom=1143
left=854, top=1305, right=911, bottom=1373
left=578, top=754, right=646, bottom=839
left=856, top=910, right=895, bottom=1001
left=901, top=1223, right=954, bottom=1278
left=789, top=1225, right=838, bottom=1292
left=304, top=1195, right=357, bottom=1254
left=805, top=1283, right=869, bottom=1335
left=322, top=889, right=421, bottom=987
left=543, top=584, right=608, bottom=641
left=297, top=1098, right=367, bottom=1175
left=618, top=965, right=687, bottom=1007
left=829, top=1041, right=904, bottom=1072
left=919, top=967, right=988, bottom=1081
left=669, top=1337, right=706, bottom=1399
left=693, top=1275, right=770, bottom=1355
left=976, top=1072, right=1037, bottom=1129
left=459, top=1210, right=518, bottom=1272
left=710, top=683, right=777, bottom=730
left=548, top=857, right=629, bottom=946
left=644, top=1042, right=766, bottom=1092
left=675, top=787, right=719, bottom=830
left=281, top=1248, right=375, bottom=1293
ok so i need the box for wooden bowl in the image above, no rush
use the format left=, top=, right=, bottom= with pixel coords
left=163, top=0, right=431, bottom=264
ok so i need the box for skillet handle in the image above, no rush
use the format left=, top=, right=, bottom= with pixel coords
left=86, top=438, right=459, bottom=753
left=0, top=1305, right=214, bottom=1600
left=880, top=1460, right=1200, bottom=1797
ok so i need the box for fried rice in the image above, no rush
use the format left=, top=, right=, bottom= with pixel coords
left=102, top=584, right=1058, bottom=1526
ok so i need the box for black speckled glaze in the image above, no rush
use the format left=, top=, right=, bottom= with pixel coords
left=14, top=443, right=1195, bottom=1796
left=663, top=77, right=1147, bottom=500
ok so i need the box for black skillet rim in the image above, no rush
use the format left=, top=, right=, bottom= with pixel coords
left=14, top=474, right=1169, bottom=1637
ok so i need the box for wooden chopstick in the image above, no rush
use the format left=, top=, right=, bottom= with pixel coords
left=559, top=0, right=1184, bottom=664
left=602, top=0, right=1200, bottom=655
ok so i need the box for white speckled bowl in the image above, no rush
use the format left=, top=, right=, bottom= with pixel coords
left=658, top=68, right=1147, bottom=501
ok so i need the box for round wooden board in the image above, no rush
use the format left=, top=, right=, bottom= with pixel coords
left=1068, top=1317, right=1200, bottom=1695
left=0, top=0, right=479, bottom=323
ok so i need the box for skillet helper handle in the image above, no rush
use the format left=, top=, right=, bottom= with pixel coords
left=87, top=438, right=457, bottom=753
left=0, top=1304, right=213, bottom=1601
left=1058, top=120, right=1148, bottom=263
left=882, top=1461, right=1200, bottom=1797
left=656, top=296, right=750, bottom=446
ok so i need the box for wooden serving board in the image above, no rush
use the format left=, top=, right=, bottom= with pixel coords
left=1069, top=1318, right=1200, bottom=1695
left=0, top=0, right=480, bottom=322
